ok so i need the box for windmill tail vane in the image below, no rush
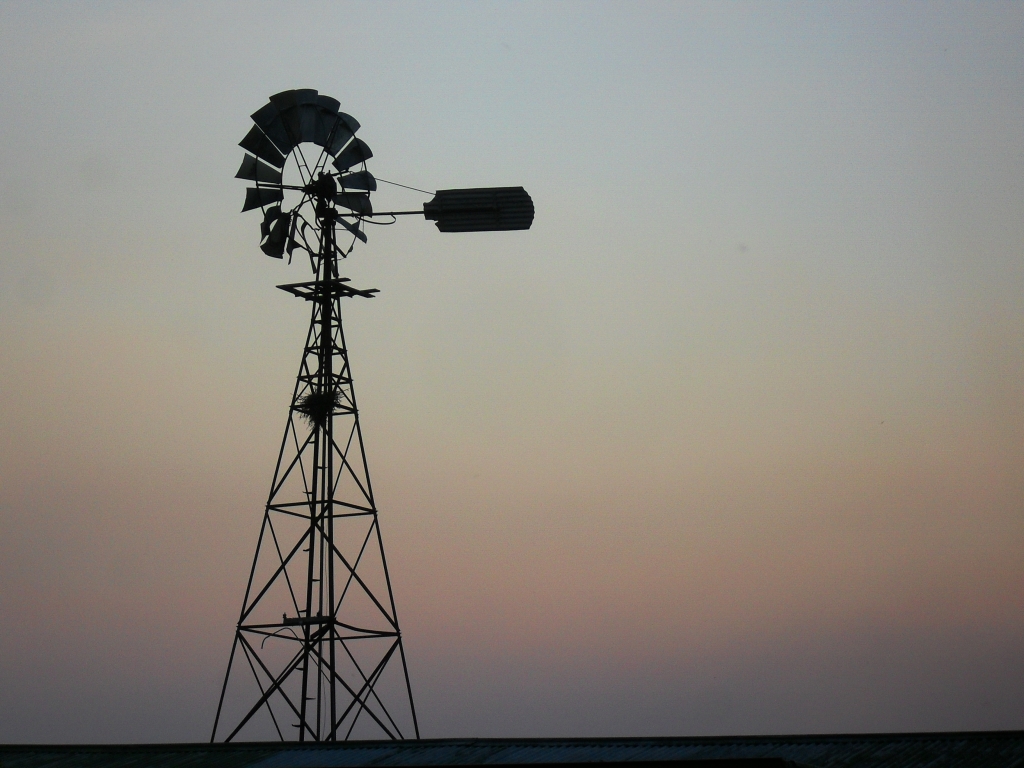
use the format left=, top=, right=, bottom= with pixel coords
left=211, top=89, right=532, bottom=742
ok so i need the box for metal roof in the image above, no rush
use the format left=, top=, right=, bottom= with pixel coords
left=2, top=732, right=1023, bottom=768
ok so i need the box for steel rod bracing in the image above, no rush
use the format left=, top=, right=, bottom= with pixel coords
left=212, top=197, right=418, bottom=743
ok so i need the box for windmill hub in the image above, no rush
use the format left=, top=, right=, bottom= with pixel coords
left=310, top=172, right=337, bottom=202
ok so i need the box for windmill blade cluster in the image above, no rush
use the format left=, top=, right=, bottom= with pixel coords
left=241, top=89, right=359, bottom=166
left=235, top=89, right=376, bottom=258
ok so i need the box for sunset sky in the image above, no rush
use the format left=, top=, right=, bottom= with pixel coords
left=1, top=1, right=1022, bottom=743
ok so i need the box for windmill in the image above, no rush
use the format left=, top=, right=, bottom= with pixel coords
left=210, top=89, right=533, bottom=743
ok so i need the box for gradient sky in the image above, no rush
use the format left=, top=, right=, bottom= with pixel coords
left=1, top=1, right=1023, bottom=744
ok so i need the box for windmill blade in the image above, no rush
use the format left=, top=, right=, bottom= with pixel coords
left=269, top=89, right=300, bottom=111
left=337, top=216, right=368, bottom=244
left=258, top=90, right=358, bottom=155
left=338, top=170, right=376, bottom=192
left=298, top=104, right=320, bottom=144
left=260, top=209, right=291, bottom=258
left=261, top=241, right=285, bottom=258
left=316, top=94, right=340, bottom=115
left=314, top=108, right=341, bottom=148
left=235, top=154, right=283, bottom=185
left=423, top=187, right=534, bottom=232
left=332, top=139, right=373, bottom=172
left=282, top=90, right=320, bottom=145
left=325, top=123, right=355, bottom=157
left=334, top=193, right=372, bottom=216
left=242, top=186, right=284, bottom=212
left=251, top=102, right=295, bottom=156
left=275, top=104, right=317, bottom=146
left=313, top=94, right=341, bottom=148
left=266, top=89, right=322, bottom=148
left=327, top=113, right=360, bottom=156
left=337, top=112, right=360, bottom=135
left=267, top=88, right=318, bottom=112
left=260, top=205, right=282, bottom=239
left=239, top=125, right=286, bottom=168
left=261, top=238, right=286, bottom=258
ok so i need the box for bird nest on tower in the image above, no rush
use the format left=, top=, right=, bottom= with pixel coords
left=295, top=388, right=342, bottom=427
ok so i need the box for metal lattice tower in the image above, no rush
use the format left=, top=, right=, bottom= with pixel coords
left=211, top=198, right=419, bottom=742
left=212, top=89, right=533, bottom=743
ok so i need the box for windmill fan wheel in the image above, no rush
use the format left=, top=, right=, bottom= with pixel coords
left=234, top=88, right=376, bottom=259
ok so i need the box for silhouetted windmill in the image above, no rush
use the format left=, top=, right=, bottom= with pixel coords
left=211, top=89, right=533, bottom=743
